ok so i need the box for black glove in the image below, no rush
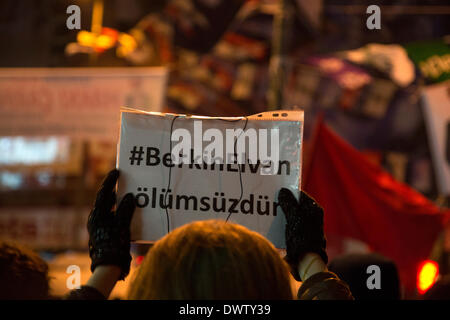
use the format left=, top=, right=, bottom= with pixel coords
left=278, top=188, right=327, bottom=281
left=87, top=169, right=135, bottom=280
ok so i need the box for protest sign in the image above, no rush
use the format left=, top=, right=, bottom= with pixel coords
left=117, top=109, right=304, bottom=248
left=422, top=82, right=450, bottom=196
left=0, top=67, right=167, bottom=141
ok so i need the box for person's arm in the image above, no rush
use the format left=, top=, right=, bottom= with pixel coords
left=296, top=252, right=353, bottom=299
left=278, top=188, right=328, bottom=281
left=66, top=169, right=136, bottom=300
left=278, top=188, right=353, bottom=300
left=86, top=265, right=122, bottom=298
left=298, top=252, right=328, bottom=281
left=65, top=266, right=121, bottom=300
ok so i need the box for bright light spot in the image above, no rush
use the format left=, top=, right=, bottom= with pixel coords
left=37, top=171, right=52, bottom=187
left=96, top=34, right=115, bottom=50
left=417, top=260, right=439, bottom=294
left=0, top=136, right=70, bottom=166
left=0, top=171, right=23, bottom=190
left=135, top=255, right=144, bottom=265
left=77, top=30, right=96, bottom=47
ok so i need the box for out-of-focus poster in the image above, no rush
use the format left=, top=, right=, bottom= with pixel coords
left=0, top=67, right=167, bottom=141
left=422, top=82, right=450, bottom=196
left=0, top=207, right=84, bottom=250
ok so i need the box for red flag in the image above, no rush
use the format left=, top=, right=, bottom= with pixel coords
left=303, top=119, right=449, bottom=291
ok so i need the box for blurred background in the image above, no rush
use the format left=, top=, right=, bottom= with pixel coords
left=0, top=0, right=449, bottom=299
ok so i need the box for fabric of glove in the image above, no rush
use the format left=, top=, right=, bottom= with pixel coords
left=88, top=169, right=135, bottom=280
left=278, top=188, right=328, bottom=281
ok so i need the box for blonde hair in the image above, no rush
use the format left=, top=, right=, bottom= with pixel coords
left=128, top=220, right=293, bottom=299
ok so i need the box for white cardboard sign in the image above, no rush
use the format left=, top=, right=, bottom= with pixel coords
left=117, top=109, right=304, bottom=248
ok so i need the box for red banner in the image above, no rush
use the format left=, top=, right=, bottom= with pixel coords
left=303, top=119, right=449, bottom=291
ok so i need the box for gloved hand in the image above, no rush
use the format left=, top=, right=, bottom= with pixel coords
left=87, top=169, right=136, bottom=280
left=278, top=188, right=327, bottom=281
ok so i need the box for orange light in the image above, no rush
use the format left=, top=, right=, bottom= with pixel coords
left=101, top=27, right=119, bottom=39
left=77, top=30, right=96, bottom=47
left=76, top=28, right=119, bottom=53
left=117, top=33, right=137, bottom=57
left=95, top=34, right=115, bottom=50
left=417, top=260, right=439, bottom=294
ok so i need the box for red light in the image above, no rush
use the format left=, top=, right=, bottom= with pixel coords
left=135, top=255, right=144, bottom=265
left=417, top=260, right=439, bottom=294
left=101, top=27, right=119, bottom=40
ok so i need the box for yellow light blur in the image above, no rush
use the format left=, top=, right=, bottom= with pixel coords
left=77, top=30, right=96, bottom=47
left=91, top=0, right=104, bottom=35
left=117, top=33, right=138, bottom=57
left=417, top=260, right=439, bottom=294
left=96, top=34, right=115, bottom=50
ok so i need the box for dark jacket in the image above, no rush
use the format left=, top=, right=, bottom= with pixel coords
left=66, top=270, right=353, bottom=300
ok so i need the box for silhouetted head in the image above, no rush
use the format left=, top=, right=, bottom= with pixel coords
left=328, top=253, right=400, bottom=300
left=128, top=220, right=293, bottom=299
left=0, top=241, right=50, bottom=299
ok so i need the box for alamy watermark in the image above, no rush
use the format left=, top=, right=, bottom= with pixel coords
left=66, top=264, right=81, bottom=290
left=366, top=5, right=381, bottom=30
left=66, top=5, right=81, bottom=30
left=366, top=264, right=381, bottom=290
left=170, top=120, right=281, bottom=175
